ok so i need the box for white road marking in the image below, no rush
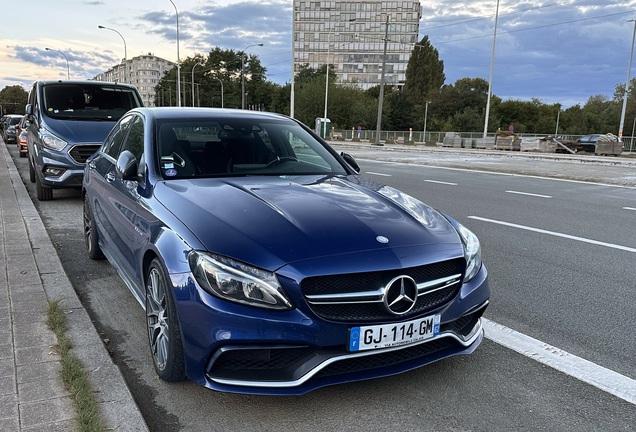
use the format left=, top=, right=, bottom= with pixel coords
left=624, top=207, right=636, bottom=211
left=365, top=171, right=392, bottom=177
left=424, top=180, right=457, bottom=186
left=483, top=318, right=636, bottom=405
left=468, top=216, right=636, bottom=253
left=505, top=190, right=553, bottom=198
left=362, top=159, right=636, bottom=189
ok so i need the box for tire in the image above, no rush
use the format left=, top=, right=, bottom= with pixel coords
left=35, top=175, right=53, bottom=201
left=146, top=258, right=186, bottom=382
left=83, top=195, right=104, bottom=260
left=28, top=158, right=36, bottom=183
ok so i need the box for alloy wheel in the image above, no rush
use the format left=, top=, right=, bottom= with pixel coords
left=147, top=268, right=170, bottom=371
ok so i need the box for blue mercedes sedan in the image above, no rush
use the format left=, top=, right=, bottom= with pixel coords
left=82, top=107, right=490, bottom=395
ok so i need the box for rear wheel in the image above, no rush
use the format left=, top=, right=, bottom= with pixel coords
left=35, top=175, right=53, bottom=201
left=83, top=195, right=104, bottom=260
left=146, top=258, right=186, bottom=382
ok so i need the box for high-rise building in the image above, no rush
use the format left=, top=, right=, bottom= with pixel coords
left=93, top=53, right=174, bottom=107
left=292, top=1, right=422, bottom=90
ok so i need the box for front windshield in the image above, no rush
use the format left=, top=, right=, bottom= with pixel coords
left=156, top=118, right=347, bottom=179
left=8, top=117, right=21, bottom=126
left=42, top=83, right=142, bottom=121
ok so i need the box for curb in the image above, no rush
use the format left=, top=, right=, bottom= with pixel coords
left=3, top=144, right=149, bottom=431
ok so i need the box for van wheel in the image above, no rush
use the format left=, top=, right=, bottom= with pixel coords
left=28, top=158, right=36, bottom=183
left=35, top=176, right=53, bottom=201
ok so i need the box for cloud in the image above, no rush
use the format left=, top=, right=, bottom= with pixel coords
left=8, top=46, right=119, bottom=79
left=82, top=1, right=104, bottom=5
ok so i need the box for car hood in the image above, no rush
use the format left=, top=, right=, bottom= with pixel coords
left=42, top=117, right=117, bottom=144
left=153, top=175, right=461, bottom=271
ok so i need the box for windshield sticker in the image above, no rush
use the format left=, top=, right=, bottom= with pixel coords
left=165, top=168, right=177, bottom=177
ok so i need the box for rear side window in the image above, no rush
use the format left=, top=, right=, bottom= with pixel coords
left=120, top=116, right=144, bottom=162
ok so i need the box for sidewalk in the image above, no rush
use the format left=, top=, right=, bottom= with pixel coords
left=0, top=140, right=148, bottom=431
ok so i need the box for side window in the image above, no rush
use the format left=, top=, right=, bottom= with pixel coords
left=120, top=116, right=144, bottom=162
left=102, top=115, right=134, bottom=159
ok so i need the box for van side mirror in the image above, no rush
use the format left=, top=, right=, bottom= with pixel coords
left=25, top=104, right=33, bottom=116
left=340, top=152, right=360, bottom=173
left=116, top=150, right=140, bottom=181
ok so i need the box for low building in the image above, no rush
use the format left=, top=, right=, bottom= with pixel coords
left=94, top=53, right=174, bottom=107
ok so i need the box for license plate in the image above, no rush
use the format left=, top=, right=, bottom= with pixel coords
left=348, top=314, right=440, bottom=352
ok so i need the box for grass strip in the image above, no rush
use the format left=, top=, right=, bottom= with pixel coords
left=47, top=300, right=105, bottom=432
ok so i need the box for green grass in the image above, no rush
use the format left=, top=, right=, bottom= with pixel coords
left=47, top=300, right=105, bottom=432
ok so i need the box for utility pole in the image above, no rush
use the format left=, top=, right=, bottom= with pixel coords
left=483, top=0, right=500, bottom=139
left=374, top=16, right=389, bottom=146
left=619, top=20, right=636, bottom=142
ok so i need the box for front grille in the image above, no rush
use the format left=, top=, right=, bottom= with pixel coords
left=301, top=259, right=464, bottom=322
left=314, top=337, right=457, bottom=378
left=69, top=144, right=101, bottom=164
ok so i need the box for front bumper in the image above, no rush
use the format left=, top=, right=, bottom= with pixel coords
left=32, top=146, right=87, bottom=189
left=171, top=255, right=490, bottom=395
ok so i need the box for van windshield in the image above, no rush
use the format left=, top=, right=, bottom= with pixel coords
left=42, top=83, right=142, bottom=121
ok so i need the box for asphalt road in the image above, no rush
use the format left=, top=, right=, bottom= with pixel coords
left=7, top=143, right=636, bottom=431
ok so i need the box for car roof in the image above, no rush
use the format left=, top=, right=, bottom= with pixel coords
left=35, top=80, right=139, bottom=91
left=132, top=107, right=294, bottom=123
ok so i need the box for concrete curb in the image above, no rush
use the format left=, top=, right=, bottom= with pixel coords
left=3, top=145, right=149, bottom=431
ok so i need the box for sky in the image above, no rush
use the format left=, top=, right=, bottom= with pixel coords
left=1, top=0, right=635, bottom=108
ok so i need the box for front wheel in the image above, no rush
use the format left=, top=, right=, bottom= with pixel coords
left=28, top=158, right=36, bottom=183
left=83, top=195, right=104, bottom=260
left=146, top=258, right=186, bottom=382
left=35, top=175, right=53, bottom=201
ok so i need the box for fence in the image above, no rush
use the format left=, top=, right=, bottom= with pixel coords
left=334, top=130, right=636, bottom=152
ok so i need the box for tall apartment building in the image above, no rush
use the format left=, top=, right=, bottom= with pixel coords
left=292, top=1, right=422, bottom=90
left=93, top=53, right=174, bottom=107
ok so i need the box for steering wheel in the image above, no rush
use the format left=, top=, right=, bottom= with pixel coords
left=266, top=155, right=298, bottom=168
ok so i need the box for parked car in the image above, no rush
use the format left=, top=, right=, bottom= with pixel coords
left=25, top=80, right=143, bottom=201
left=2, top=114, right=22, bottom=144
left=15, top=115, right=29, bottom=157
left=575, top=134, right=600, bottom=153
left=83, top=107, right=490, bottom=395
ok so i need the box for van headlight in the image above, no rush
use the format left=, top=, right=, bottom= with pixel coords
left=189, top=251, right=293, bottom=311
left=41, top=128, right=68, bottom=151
left=456, top=223, right=482, bottom=283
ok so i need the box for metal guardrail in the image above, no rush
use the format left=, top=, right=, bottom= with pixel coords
left=333, top=130, right=636, bottom=152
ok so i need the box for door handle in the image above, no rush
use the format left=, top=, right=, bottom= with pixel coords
left=106, top=171, right=116, bottom=182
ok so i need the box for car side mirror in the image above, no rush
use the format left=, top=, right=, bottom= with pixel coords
left=340, top=152, right=360, bottom=173
left=25, top=104, right=33, bottom=116
left=116, top=150, right=141, bottom=181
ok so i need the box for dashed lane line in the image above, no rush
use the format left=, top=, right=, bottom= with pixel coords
left=505, top=190, right=553, bottom=198
left=365, top=172, right=392, bottom=177
left=483, top=319, right=636, bottom=405
left=424, top=180, right=458, bottom=185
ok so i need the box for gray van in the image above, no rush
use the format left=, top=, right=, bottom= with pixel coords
left=25, top=80, right=143, bottom=200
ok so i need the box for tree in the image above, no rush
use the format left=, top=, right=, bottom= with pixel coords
left=403, top=35, right=445, bottom=104
left=0, top=85, right=28, bottom=115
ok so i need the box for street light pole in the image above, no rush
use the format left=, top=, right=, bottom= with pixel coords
left=291, top=1, right=296, bottom=118
left=241, top=44, right=263, bottom=109
left=214, top=77, right=224, bottom=108
left=191, top=62, right=204, bottom=107
left=169, top=0, right=181, bottom=107
left=555, top=108, right=560, bottom=137
left=483, top=0, right=500, bottom=139
left=98, top=25, right=127, bottom=84
left=45, top=48, right=70, bottom=80
left=423, top=100, right=431, bottom=143
left=619, top=20, right=636, bottom=142
left=374, top=16, right=389, bottom=146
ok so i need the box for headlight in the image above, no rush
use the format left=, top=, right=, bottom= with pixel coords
left=40, top=128, right=68, bottom=151
left=456, top=223, right=482, bottom=283
left=189, top=251, right=293, bottom=311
